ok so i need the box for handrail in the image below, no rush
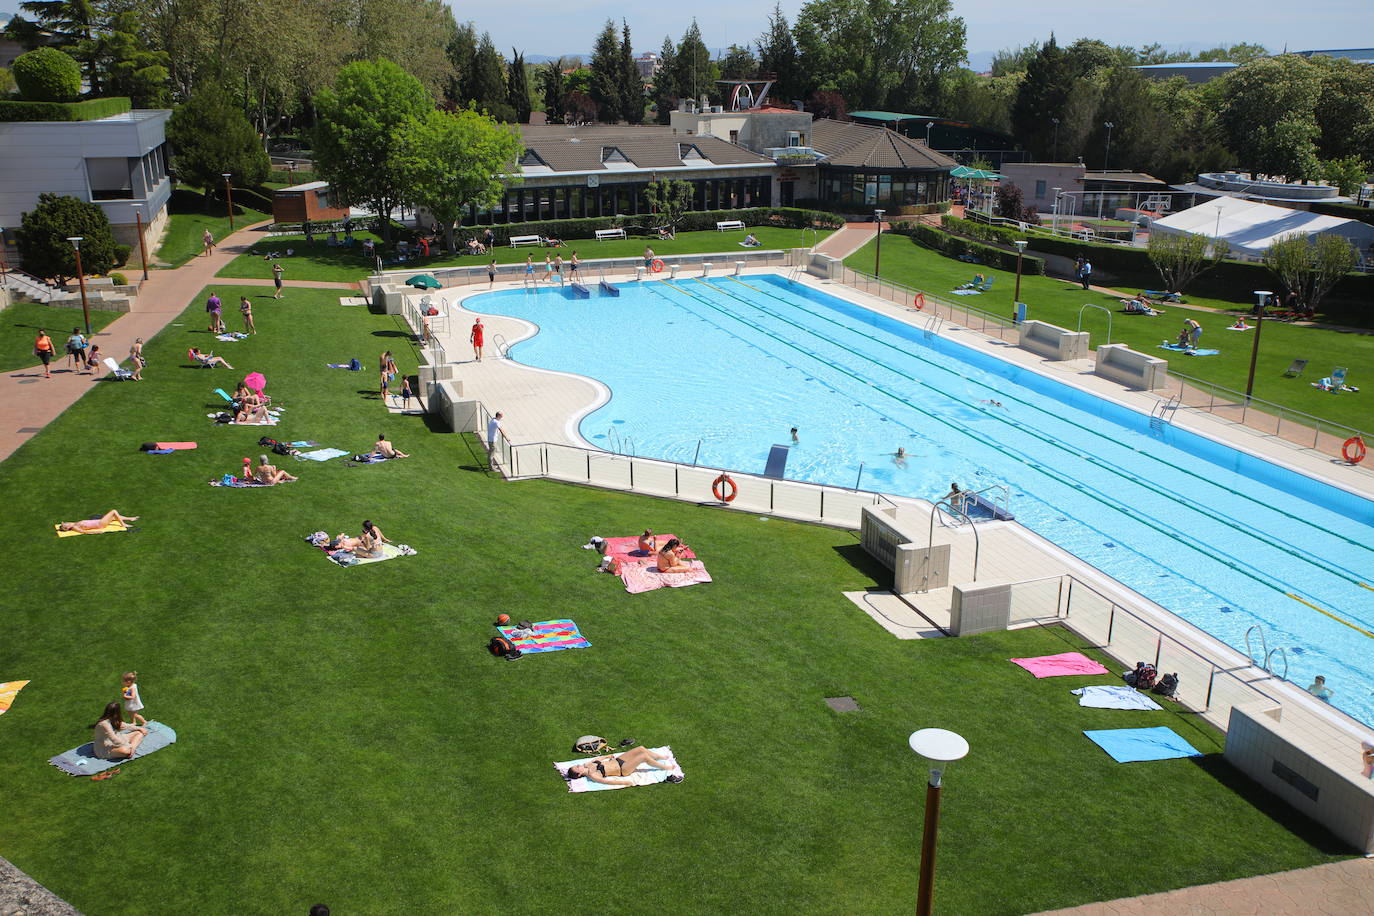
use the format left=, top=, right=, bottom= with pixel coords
left=1244, top=624, right=1268, bottom=668
left=1165, top=369, right=1370, bottom=444
left=927, top=498, right=979, bottom=584
left=842, top=265, right=1015, bottom=335
left=1263, top=647, right=1290, bottom=681
left=1077, top=303, right=1113, bottom=345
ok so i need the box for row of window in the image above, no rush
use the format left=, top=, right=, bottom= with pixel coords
left=85, top=143, right=168, bottom=202
left=818, top=170, right=950, bottom=207
left=465, top=176, right=774, bottom=225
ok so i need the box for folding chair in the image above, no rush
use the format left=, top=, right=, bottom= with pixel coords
left=1331, top=367, right=1350, bottom=389
left=1281, top=359, right=1308, bottom=378
left=102, top=357, right=133, bottom=381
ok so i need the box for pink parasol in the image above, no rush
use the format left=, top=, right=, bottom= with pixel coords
left=243, top=371, right=266, bottom=395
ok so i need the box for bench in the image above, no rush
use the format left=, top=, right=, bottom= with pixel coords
left=509, top=235, right=542, bottom=248
left=594, top=228, right=626, bottom=241
left=716, top=220, right=746, bottom=232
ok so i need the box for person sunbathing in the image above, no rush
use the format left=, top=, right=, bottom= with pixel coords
left=656, top=538, right=694, bottom=573
left=254, top=455, right=297, bottom=485
left=58, top=509, right=139, bottom=532
left=353, top=519, right=389, bottom=558
left=374, top=435, right=409, bottom=459
left=564, top=746, right=675, bottom=786
left=90, top=701, right=149, bottom=760
left=235, top=396, right=270, bottom=424
left=190, top=347, right=233, bottom=369
left=637, top=529, right=658, bottom=555
left=742, top=233, right=761, bottom=247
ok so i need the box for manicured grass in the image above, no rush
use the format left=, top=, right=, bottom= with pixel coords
left=848, top=235, right=1374, bottom=432
left=0, top=301, right=122, bottom=373
left=0, top=286, right=1348, bottom=915
left=154, top=189, right=270, bottom=268
left=216, top=226, right=832, bottom=283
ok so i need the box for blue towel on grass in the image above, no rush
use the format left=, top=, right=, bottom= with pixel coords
left=49, top=721, right=177, bottom=775
left=298, top=447, right=349, bottom=462
left=1084, top=726, right=1202, bottom=763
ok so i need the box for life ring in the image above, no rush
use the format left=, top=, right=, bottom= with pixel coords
left=651, top=258, right=665, bottom=273
left=1343, top=435, right=1366, bottom=464
left=712, top=473, right=738, bottom=503
left=913, top=292, right=925, bottom=310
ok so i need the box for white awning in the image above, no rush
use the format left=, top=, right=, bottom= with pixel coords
left=1151, top=197, right=1374, bottom=259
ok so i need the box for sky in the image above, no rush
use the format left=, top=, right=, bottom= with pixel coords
left=446, top=0, right=1368, bottom=62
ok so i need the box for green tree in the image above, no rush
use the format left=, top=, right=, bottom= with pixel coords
left=589, top=19, right=620, bottom=121
left=506, top=50, right=531, bottom=123
left=1263, top=232, right=1359, bottom=313
left=0, top=68, right=15, bottom=96
left=653, top=36, right=677, bottom=124
left=92, top=11, right=169, bottom=107
left=1147, top=231, right=1228, bottom=294
left=794, top=0, right=965, bottom=111
left=1217, top=56, right=1323, bottom=178
left=394, top=106, right=522, bottom=251
left=1065, top=38, right=1127, bottom=75
left=11, top=47, right=81, bottom=101
left=312, top=59, right=432, bottom=241
left=537, top=58, right=565, bottom=123
left=1319, top=156, right=1369, bottom=197
left=471, top=32, right=507, bottom=115
left=1313, top=57, right=1374, bottom=163
left=989, top=43, right=1038, bottom=77
left=15, top=193, right=122, bottom=283
left=755, top=4, right=800, bottom=103
left=1082, top=66, right=1172, bottom=170
left=445, top=22, right=479, bottom=104
left=165, top=82, right=269, bottom=197
left=644, top=178, right=695, bottom=235
left=672, top=20, right=714, bottom=106
left=5, top=0, right=100, bottom=92
left=1010, top=35, right=1074, bottom=160
left=349, top=0, right=456, bottom=99
left=618, top=21, right=644, bottom=124
left=719, top=44, right=757, bottom=81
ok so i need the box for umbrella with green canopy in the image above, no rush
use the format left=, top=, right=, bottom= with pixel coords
left=950, top=165, right=1003, bottom=180
left=406, top=275, right=442, bottom=290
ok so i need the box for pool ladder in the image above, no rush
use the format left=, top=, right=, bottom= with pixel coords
left=606, top=427, right=636, bottom=457
left=1244, top=625, right=1289, bottom=681
left=917, top=499, right=979, bottom=593
left=1149, top=394, right=1180, bottom=431
left=491, top=333, right=510, bottom=360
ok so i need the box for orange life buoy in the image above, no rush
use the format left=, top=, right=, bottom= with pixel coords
left=913, top=292, right=925, bottom=310
left=712, top=473, right=738, bottom=503
left=1343, top=435, right=1366, bottom=464
left=651, top=258, right=665, bottom=273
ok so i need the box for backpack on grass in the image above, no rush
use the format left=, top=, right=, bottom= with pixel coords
left=574, top=736, right=611, bottom=755
left=1124, top=662, right=1158, bottom=691
left=1152, top=673, right=1179, bottom=698
left=488, top=637, right=521, bottom=660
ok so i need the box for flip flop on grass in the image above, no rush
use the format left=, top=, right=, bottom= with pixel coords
left=91, top=768, right=121, bottom=781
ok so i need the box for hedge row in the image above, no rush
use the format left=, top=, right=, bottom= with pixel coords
left=0, top=97, right=132, bottom=122
left=466, top=207, right=844, bottom=246
left=894, top=223, right=1046, bottom=276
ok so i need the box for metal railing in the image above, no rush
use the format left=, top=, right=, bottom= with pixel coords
left=1156, top=370, right=1370, bottom=463
left=372, top=248, right=788, bottom=289
left=835, top=265, right=1021, bottom=343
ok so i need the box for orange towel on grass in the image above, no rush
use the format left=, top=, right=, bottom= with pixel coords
left=0, top=680, right=30, bottom=714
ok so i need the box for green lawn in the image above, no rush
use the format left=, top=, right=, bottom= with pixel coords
left=154, top=189, right=271, bottom=269
left=0, top=301, right=123, bottom=373
left=0, top=285, right=1349, bottom=915
left=849, top=235, right=1374, bottom=432
left=216, top=226, right=832, bottom=283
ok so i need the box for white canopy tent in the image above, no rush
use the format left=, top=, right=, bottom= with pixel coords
left=1150, top=196, right=1374, bottom=261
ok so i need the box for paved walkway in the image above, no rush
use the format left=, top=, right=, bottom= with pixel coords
left=0, top=221, right=278, bottom=462
left=1036, top=856, right=1374, bottom=915
left=814, top=221, right=879, bottom=260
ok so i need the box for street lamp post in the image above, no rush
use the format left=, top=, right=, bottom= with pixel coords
left=874, top=208, right=886, bottom=276
left=134, top=207, right=150, bottom=281
left=925, top=121, right=934, bottom=147
left=910, top=729, right=970, bottom=916
left=67, top=236, right=92, bottom=336
left=1051, top=187, right=1062, bottom=236
left=1013, top=239, right=1028, bottom=322
left=222, top=173, right=235, bottom=231
left=1103, top=121, right=1114, bottom=170
left=1051, top=117, right=1060, bottom=161
left=1214, top=205, right=1224, bottom=257
left=1246, top=290, right=1271, bottom=399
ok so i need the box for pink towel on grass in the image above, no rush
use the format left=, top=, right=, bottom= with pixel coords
left=620, top=561, right=712, bottom=594
left=1010, top=651, right=1109, bottom=678
left=155, top=442, right=198, bottom=450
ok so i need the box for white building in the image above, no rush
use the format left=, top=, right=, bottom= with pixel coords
left=0, top=108, right=173, bottom=263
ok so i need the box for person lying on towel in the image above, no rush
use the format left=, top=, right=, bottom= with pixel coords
left=58, top=509, right=139, bottom=532
left=563, top=746, right=675, bottom=786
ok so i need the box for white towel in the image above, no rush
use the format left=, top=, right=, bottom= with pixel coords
left=1071, top=686, right=1163, bottom=711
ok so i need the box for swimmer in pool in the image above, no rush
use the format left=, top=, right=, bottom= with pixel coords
left=893, top=447, right=907, bottom=467
left=790, top=427, right=799, bottom=443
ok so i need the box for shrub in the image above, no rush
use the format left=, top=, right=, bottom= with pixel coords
left=465, top=207, right=843, bottom=246
left=0, top=97, right=132, bottom=122
left=12, top=48, right=81, bottom=103
left=14, top=193, right=123, bottom=283
left=894, top=223, right=1046, bottom=276
left=109, top=272, right=128, bottom=285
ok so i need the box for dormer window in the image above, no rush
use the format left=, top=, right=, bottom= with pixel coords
left=601, top=147, right=628, bottom=163
left=679, top=144, right=705, bottom=161
left=519, top=149, right=547, bottom=167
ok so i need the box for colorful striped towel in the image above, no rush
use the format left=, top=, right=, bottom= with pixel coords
left=497, top=619, right=590, bottom=654
left=553, top=745, right=683, bottom=793
left=0, top=680, right=29, bottom=715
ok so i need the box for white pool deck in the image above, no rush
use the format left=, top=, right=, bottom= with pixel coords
left=407, top=265, right=1374, bottom=795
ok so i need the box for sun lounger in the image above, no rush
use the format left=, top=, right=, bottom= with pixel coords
left=1281, top=359, right=1308, bottom=378
left=102, top=357, right=133, bottom=380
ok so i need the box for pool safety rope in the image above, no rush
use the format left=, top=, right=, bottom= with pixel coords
left=648, top=276, right=1374, bottom=627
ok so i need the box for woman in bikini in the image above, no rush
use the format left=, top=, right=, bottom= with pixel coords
left=637, top=529, right=658, bottom=555
left=353, top=519, right=389, bottom=558
left=189, top=347, right=233, bottom=369
left=656, top=538, right=693, bottom=573
left=128, top=338, right=145, bottom=380
left=254, top=455, right=298, bottom=485
left=235, top=392, right=270, bottom=424
left=240, top=296, right=256, bottom=334
left=564, top=746, right=676, bottom=786
left=58, top=510, right=139, bottom=532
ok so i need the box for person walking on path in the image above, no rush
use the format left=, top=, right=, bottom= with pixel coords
left=272, top=261, right=284, bottom=299
left=65, top=328, right=87, bottom=370
left=470, top=318, right=484, bottom=361
left=486, top=410, right=507, bottom=465
left=240, top=296, right=256, bottom=334
left=206, top=292, right=223, bottom=333
left=34, top=329, right=56, bottom=378
left=128, top=338, right=145, bottom=381
left=487, top=258, right=497, bottom=288
left=202, top=228, right=215, bottom=257
left=1080, top=258, right=1092, bottom=290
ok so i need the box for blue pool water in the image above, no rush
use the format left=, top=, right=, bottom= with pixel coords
left=471, top=275, right=1374, bottom=726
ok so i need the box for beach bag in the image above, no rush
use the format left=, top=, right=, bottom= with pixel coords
left=1125, top=662, right=1158, bottom=691
left=348, top=357, right=362, bottom=371
left=1153, top=673, right=1179, bottom=698
left=488, top=636, right=520, bottom=659
left=574, top=736, right=611, bottom=755
left=140, top=442, right=158, bottom=452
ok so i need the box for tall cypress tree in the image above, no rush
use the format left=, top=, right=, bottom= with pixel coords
left=507, top=49, right=531, bottom=123
left=589, top=19, right=621, bottom=122
left=1010, top=35, right=1075, bottom=160
left=653, top=36, right=678, bottom=124
left=445, top=23, right=479, bottom=104
left=756, top=3, right=800, bottom=105
left=472, top=32, right=507, bottom=115
left=673, top=20, right=713, bottom=107
left=538, top=58, right=566, bottom=124
left=618, top=20, right=644, bottom=125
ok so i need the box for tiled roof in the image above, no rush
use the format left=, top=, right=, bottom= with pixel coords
left=810, top=119, right=959, bottom=171
left=517, top=125, right=770, bottom=173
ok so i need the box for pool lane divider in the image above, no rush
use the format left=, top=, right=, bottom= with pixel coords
left=717, top=275, right=1374, bottom=585
left=1287, top=593, right=1374, bottom=639
left=657, top=277, right=1371, bottom=627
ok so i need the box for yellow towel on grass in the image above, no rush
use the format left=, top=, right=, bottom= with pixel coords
left=54, top=519, right=128, bottom=537
left=0, top=680, right=29, bottom=715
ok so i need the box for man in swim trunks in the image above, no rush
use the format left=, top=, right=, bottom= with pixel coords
left=564, top=746, right=676, bottom=786
left=644, top=245, right=655, bottom=268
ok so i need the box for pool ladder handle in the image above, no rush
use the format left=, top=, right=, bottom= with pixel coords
left=1149, top=393, right=1181, bottom=431
left=491, top=333, right=510, bottom=360
left=918, top=499, right=979, bottom=593
left=1242, top=624, right=1290, bottom=682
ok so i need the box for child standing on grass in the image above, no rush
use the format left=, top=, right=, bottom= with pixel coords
left=121, top=671, right=146, bottom=726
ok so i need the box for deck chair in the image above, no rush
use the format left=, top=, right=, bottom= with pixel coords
left=214, top=387, right=234, bottom=404
left=188, top=347, right=213, bottom=367
left=102, top=357, right=133, bottom=380
left=974, top=277, right=994, bottom=292
left=954, top=274, right=986, bottom=291
left=1281, top=359, right=1308, bottom=378
left=1332, top=367, right=1349, bottom=387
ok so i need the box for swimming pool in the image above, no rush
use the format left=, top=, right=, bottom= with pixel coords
left=471, top=274, right=1374, bottom=726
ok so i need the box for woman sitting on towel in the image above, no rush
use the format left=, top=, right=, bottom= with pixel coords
left=564, top=746, right=675, bottom=786
left=636, top=529, right=658, bottom=555
left=235, top=393, right=270, bottom=425
left=189, top=347, right=233, bottom=369
left=656, top=538, right=693, bottom=573
left=58, top=509, right=139, bottom=532
left=254, top=455, right=298, bottom=485
left=90, top=701, right=149, bottom=759
left=354, top=519, right=389, bottom=558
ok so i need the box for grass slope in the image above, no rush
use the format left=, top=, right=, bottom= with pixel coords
left=0, top=302, right=122, bottom=373
left=216, top=226, right=831, bottom=283
left=155, top=189, right=271, bottom=269
left=848, top=235, right=1374, bottom=432
left=0, top=286, right=1347, bottom=915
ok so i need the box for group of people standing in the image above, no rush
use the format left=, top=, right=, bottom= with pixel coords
left=32, top=329, right=145, bottom=380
